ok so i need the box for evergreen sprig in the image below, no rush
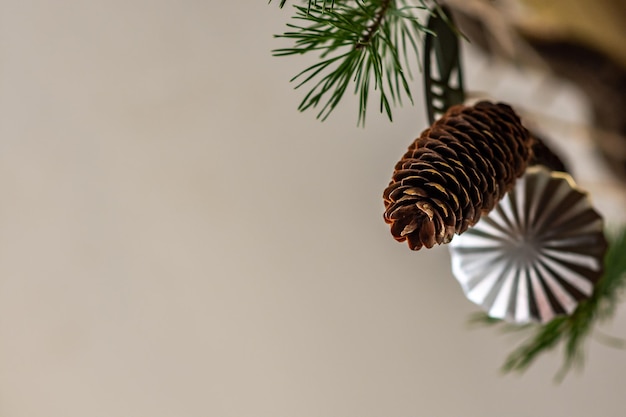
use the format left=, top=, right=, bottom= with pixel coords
left=470, top=226, right=626, bottom=381
left=272, top=0, right=432, bottom=125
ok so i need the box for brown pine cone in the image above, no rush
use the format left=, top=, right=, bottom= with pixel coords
left=383, top=101, right=533, bottom=250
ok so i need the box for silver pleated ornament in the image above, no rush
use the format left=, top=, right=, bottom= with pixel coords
left=449, top=166, right=607, bottom=324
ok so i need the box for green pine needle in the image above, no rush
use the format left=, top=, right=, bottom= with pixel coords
left=273, top=0, right=431, bottom=125
left=270, top=1, right=331, bottom=10
left=471, top=226, right=626, bottom=381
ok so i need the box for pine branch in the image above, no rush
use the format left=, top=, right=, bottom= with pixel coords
left=272, top=0, right=432, bottom=125
left=471, top=226, right=626, bottom=381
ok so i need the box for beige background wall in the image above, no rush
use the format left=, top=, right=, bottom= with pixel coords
left=0, top=1, right=625, bottom=416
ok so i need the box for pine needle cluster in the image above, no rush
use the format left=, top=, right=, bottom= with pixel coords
left=272, top=0, right=433, bottom=125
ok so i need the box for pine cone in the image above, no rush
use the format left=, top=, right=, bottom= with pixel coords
left=383, top=101, right=533, bottom=250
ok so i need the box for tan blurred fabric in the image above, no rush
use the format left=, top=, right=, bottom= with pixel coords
left=518, top=0, right=626, bottom=67
left=0, top=1, right=625, bottom=416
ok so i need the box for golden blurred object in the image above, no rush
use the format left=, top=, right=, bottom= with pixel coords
left=517, top=0, right=626, bottom=68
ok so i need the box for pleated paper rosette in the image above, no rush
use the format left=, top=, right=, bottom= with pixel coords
left=449, top=166, right=607, bottom=324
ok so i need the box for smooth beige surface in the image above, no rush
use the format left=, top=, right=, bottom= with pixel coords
left=0, top=2, right=625, bottom=416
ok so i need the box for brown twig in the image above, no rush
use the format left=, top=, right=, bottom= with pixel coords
left=355, top=0, right=391, bottom=49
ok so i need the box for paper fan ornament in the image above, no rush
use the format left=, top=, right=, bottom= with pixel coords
left=449, top=166, right=607, bottom=324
